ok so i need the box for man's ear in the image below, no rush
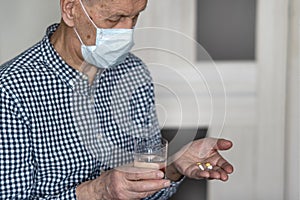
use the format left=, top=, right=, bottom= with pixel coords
left=60, top=0, right=77, bottom=27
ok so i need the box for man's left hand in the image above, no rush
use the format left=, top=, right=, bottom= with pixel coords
left=167, top=138, right=234, bottom=182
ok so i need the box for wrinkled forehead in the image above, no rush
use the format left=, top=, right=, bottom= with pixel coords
left=83, top=0, right=147, bottom=18
left=84, top=0, right=147, bottom=9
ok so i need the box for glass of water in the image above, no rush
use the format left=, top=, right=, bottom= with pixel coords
left=133, top=137, right=168, bottom=173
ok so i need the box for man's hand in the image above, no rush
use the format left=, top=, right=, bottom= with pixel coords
left=168, top=138, right=233, bottom=182
left=76, top=166, right=171, bottom=200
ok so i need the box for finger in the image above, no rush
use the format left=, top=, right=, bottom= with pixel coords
left=193, top=169, right=210, bottom=179
left=202, top=165, right=233, bottom=181
left=220, top=162, right=234, bottom=174
left=128, top=179, right=171, bottom=193
left=189, top=162, right=218, bottom=179
left=191, top=164, right=225, bottom=180
left=216, top=157, right=234, bottom=174
left=216, top=167, right=230, bottom=181
left=197, top=167, right=222, bottom=180
left=215, top=139, right=233, bottom=151
left=185, top=164, right=210, bottom=180
left=198, top=138, right=232, bottom=158
left=204, top=166, right=230, bottom=181
left=125, top=170, right=164, bottom=181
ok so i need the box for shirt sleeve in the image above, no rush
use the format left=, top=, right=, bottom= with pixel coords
left=0, top=87, right=78, bottom=200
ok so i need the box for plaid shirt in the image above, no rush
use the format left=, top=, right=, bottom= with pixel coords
left=0, top=24, right=179, bottom=199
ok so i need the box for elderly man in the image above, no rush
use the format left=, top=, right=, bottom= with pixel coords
left=0, top=0, right=233, bottom=199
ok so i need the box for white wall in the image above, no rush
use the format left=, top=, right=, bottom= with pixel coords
left=284, top=0, right=300, bottom=198
left=255, top=0, right=288, bottom=198
left=0, top=1, right=60, bottom=63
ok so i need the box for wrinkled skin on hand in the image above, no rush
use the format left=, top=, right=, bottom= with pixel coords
left=171, top=138, right=234, bottom=181
left=76, top=166, right=171, bottom=200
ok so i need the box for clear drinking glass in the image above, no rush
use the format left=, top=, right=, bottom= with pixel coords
left=133, top=137, right=168, bottom=173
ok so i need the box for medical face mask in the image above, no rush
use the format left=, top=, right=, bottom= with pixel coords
left=74, top=0, right=135, bottom=69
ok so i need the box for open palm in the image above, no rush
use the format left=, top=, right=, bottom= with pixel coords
left=172, top=138, right=234, bottom=181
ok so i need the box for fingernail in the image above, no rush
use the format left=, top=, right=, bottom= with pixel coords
left=157, top=171, right=164, bottom=178
left=164, top=181, right=171, bottom=187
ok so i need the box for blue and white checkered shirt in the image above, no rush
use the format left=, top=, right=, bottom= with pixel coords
left=0, top=24, right=179, bottom=199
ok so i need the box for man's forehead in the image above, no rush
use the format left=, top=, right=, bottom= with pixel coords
left=90, top=0, right=147, bottom=8
left=89, top=0, right=147, bottom=17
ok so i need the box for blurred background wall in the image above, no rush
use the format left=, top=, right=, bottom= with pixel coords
left=0, top=0, right=299, bottom=200
left=0, top=1, right=60, bottom=62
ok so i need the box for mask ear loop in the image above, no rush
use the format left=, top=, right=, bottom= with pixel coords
left=79, top=0, right=103, bottom=38
left=74, top=28, right=84, bottom=45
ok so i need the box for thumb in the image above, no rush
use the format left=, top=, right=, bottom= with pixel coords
left=215, top=139, right=233, bottom=151
left=198, top=138, right=232, bottom=158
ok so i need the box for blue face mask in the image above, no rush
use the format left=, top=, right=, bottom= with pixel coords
left=74, top=0, right=135, bottom=69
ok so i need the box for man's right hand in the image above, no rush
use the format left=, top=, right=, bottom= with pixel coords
left=76, top=166, right=171, bottom=200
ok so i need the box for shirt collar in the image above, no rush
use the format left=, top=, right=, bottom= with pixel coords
left=39, top=23, right=81, bottom=88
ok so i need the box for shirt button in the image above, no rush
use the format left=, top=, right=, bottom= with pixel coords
left=96, top=134, right=102, bottom=140
left=69, top=79, right=74, bottom=87
left=90, top=96, right=95, bottom=104
left=83, top=75, right=88, bottom=80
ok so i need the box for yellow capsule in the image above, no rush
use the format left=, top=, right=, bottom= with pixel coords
left=205, top=162, right=213, bottom=170
left=205, top=162, right=211, bottom=167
